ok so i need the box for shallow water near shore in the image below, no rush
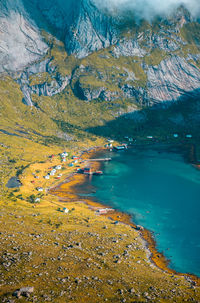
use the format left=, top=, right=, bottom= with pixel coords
left=80, top=146, right=200, bottom=277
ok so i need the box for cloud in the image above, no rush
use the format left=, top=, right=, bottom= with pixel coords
left=92, top=0, right=200, bottom=21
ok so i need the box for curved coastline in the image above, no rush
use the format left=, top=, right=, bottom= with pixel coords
left=49, top=145, right=200, bottom=286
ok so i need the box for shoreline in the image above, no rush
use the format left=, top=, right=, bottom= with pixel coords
left=49, top=144, right=200, bottom=286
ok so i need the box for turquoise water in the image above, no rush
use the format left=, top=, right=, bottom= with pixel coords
left=86, top=146, right=200, bottom=276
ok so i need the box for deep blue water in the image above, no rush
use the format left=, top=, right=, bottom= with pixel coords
left=86, top=146, right=200, bottom=276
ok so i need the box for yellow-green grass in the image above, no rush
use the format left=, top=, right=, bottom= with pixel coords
left=1, top=189, right=200, bottom=302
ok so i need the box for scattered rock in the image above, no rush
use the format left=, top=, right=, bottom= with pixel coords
left=13, top=286, right=34, bottom=298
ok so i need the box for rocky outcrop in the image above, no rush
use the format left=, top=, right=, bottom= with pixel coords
left=30, top=75, right=70, bottom=97
left=17, top=59, right=71, bottom=105
left=73, top=81, right=105, bottom=101
left=121, top=55, right=200, bottom=104
left=146, top=55, right=200, bottom=104
left=113, top=39, right=147, bottom=58
left=122, top=85, right=147, bottom=105
left=73, top=80, right=120, bottom=101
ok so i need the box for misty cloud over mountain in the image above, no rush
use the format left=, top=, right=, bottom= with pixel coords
left=92, top=0, right=200, bottom=21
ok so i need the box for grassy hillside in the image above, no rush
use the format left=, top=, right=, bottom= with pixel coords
left=0, top=17, right=200, bottom=302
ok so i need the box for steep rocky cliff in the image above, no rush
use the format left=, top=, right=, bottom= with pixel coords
left=0, top=0, right=48, bottom=73
left=0, top=0, right=200, bottom=108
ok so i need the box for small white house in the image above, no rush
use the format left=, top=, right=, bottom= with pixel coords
left=44, top=175, right=50, bottom=180
left=63, top=207, right=69, bottom=214
left=35, top=198, right=40, bottom=203
left=186, top=134, right=192, bottom=138
left=37, top=187, right=43, bottom=192
left=147, top=136, right=153, bottom=139
left=56, top=165, right=62, bottom=170
left=96, top=208, right=114, bottom=215
left=173, top=134, right=179, bottom=138
left=61, top=152, right=68, bottom=157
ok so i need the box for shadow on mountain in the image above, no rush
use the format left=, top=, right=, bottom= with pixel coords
left=22, top=0, right=80, bottom=42
left=85, top=92, right=200, bottom=140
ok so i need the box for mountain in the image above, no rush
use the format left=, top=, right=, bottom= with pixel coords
left=0, top=0, right=200, bottom=147
left=0, top=0, right=200, bottom=108
left=0, top=0, right=48, bottom=73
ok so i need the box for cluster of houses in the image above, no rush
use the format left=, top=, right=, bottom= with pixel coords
left=36, top=152, right=81, bottom=192
left=44, top=165, right=62, bottom=180
left=60, top=152, right=68, bottom=162
left=68, top=155, right=80, bottom=167
left=105, top=139, right=114, bottom=150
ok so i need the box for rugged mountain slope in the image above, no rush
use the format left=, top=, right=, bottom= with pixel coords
left=0, top=0, right=48, bottom=73
left=1, top=0, right=200, bottom=217
left=1, top=0, right=200, bottom=106
left=0, top=0, right=200, bottom=138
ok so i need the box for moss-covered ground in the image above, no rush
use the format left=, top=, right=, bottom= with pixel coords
left=1, top=173, right=200, bottom=302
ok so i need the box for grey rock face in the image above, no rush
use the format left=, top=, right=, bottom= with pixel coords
left=30, top=75, right=70, bottom=97
left=17, top=59, right=71, bottom=105
left=75, top=82, right=105, bottom=101
left=146, top=56, right=200, bottom=103
left=1, top=0, right=200, bottom=107
left=122, top=84, right=147, bottom=105
left=36, top=0, right=121, bottom=58
left=0, top=0, right=48, bottom=73
left=75, top=55, right=200, bottom=104
left=113, top=38, right=147, bottom=58
left=120, top=55, right=200, bottom=105
left=72, top=77, right=121, bottom=102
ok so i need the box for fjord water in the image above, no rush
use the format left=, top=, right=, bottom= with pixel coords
left=88, top=147, right=200, bottom=276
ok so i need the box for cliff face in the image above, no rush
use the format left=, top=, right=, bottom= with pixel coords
left=36, top=0, right=120, bottom=58
left=146, top=55, right=200, bottom=103
left=0, top=0, right=200, bottom=107
left=0, top=0, right=48, bottom=74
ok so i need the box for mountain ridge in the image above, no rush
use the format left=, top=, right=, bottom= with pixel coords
left=0, top=0, right=200, bottom=108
